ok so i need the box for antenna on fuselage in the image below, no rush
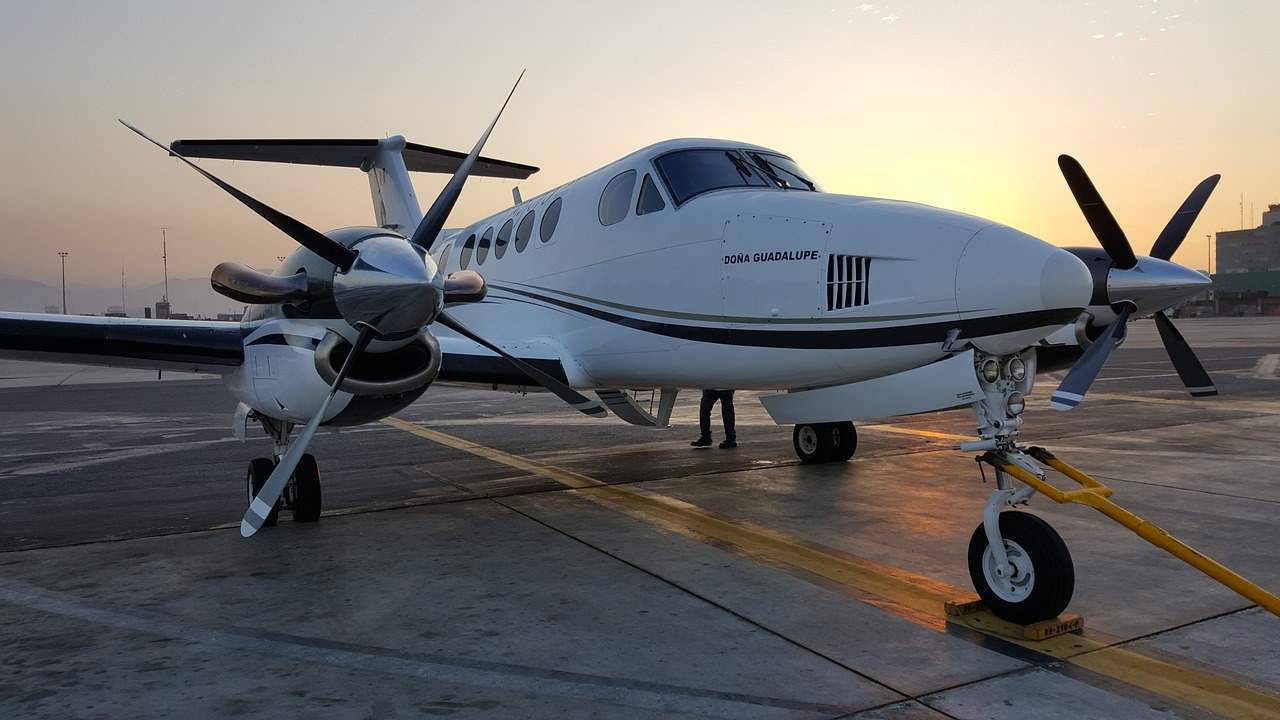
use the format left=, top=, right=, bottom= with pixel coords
left=512, top=186, right=522, bottom=205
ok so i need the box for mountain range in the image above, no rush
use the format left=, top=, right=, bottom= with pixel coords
left=0, top=275, right=246, bottom=319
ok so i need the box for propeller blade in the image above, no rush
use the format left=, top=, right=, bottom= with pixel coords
left=411, top=71, right=524, bottom=251
left=119, top=120, right=358, bottom=271
left=1153, top=312, right=1217, bottom=397
left=240, top=326, right=374, bottom=537
left=1049, top=304, right=1134, bottom=411
left=1058, top=155, right=1138, bottom=270
left=436, top=310, right=607, bottom=417
left=1149, top=174, right=1221, bottom=261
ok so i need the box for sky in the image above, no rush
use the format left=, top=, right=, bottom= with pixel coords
left=1, top=0, right=1276, bottom=291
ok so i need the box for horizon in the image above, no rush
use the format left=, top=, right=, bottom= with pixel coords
left=2, top=1, right=1276, bottom=288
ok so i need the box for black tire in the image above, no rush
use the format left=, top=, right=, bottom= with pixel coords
left=829, top=422, right=857, bottom=462
left=793, top=424, right=829, bottom=464
left=247, top=458, right=279, bottom=528
left=291, top=453, right=322, bottom=523
left=967, top=511, right=1074, bottom=624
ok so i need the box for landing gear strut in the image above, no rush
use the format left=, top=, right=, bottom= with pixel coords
left=792, top=421, right=857, bottom=464
left=248, top=416, right=324, bottom=528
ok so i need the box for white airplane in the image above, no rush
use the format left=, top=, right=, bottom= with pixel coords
left=0, top=75, right=1219, bottom=625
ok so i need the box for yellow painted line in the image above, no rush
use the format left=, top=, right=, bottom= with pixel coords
left=858, top=424, right=972, bottom=442
left=382, top=416, right=1280, bottom=718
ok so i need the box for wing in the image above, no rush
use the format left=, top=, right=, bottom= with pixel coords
left=0, top=312, right=244, bottom=373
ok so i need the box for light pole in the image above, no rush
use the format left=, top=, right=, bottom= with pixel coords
left=57, top=251, right=69, bottom=314
left=1206, top=233, right=1212, bottom=275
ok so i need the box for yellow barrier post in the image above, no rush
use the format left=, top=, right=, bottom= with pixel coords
left=986, top=447, right=1280, bottom=619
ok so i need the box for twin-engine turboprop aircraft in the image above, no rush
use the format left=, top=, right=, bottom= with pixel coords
left=0, top=75, right=1220, bottom=624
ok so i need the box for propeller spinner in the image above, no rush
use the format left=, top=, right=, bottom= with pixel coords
left=1051, top=155, right=1219, bottom=411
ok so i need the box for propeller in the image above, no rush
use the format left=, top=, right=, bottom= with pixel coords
left=124, top=71, right=608, bottom=537
left=1052, top=156, right=1219, bottom=411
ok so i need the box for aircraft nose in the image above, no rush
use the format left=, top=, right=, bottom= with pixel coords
left=956, top=225, right=1092, bottom=320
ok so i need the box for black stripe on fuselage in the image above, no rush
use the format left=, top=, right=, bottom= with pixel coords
left=438, top=353, right=568, bottom=386
left=491, top=285, right=1081, bottom=350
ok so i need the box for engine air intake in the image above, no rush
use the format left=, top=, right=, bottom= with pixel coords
left=827, top=254, right=870, bottom=311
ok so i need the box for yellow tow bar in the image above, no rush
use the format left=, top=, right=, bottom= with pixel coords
left=985, top=446, right=1280, bottom=618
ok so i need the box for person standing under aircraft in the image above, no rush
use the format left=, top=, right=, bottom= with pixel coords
left=691, top=389, right=737, bottom=449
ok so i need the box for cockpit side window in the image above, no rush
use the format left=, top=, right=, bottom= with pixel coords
left=636, top=173, right=666, bottom=215
left=653, top=149, right=771, bottom=206
left=599, top=170, right=637, bottom=226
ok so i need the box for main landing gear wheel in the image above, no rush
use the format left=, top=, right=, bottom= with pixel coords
left=246, top=458, right=280, bottom=528
left=289, top=453, right=322, bottom=523
left=967, top=510, right=1074, bottom=624
left=793, top=422, right=857, bottom=464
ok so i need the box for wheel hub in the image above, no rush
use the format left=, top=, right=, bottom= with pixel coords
left=797, top=426, right=819, bottom=455
left=983, top=539, right=1035, bottom=602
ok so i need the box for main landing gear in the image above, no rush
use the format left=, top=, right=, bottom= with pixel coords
left=792, top=421, right=857, bottom=464
left=246, top=417, right=323, bottom=528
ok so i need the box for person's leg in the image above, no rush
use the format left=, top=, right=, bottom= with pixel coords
left=719, top=390, right=736, bottom=446
left=692, top=389, right=715, bottom=446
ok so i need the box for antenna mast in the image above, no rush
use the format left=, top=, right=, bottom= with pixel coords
left=160, top=227, right=169, bottom=303
left=121, top=263, right=127, bottom=316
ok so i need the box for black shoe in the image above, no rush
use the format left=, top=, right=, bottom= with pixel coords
left=690, top=437, right=713, bottom=447
left=719, top=439, right=737, bottom=449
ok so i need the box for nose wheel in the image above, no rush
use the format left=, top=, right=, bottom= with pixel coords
left=793, top=422, right=857, bottom=464
left=967, top=510, right=1074, bottom=624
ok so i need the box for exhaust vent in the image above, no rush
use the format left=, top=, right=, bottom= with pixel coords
left=826, top=254, right=870, bottom=311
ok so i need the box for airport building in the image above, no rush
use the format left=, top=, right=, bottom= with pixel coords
left=1211, top=203, right=1280, bottom=315
left=1217, top=203, right=1280, bottom=273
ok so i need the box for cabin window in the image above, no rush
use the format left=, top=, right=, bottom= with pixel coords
left=540, top=197, right=562, bottom=242
left=495, top=218, right=513, bottom=259
left=636, top=173, right=666, bottom=215
left=515, top=210, right=536, bottom=252
left=477, top=226, right=494, bottom=265
left=438, top=242, right=452, bottom=271
left=599, top=170, right=636, bottom=226
left=459, top=233, right=476, bottom=269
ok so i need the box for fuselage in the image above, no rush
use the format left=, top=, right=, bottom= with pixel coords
left=429, top=138, right=1088, bottom=389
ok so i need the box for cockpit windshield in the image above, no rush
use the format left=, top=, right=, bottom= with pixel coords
left=653, top=148, right=820, bottom=206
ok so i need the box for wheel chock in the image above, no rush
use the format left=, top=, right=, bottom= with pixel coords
left=945, top=595, right=1085, bottom=641
left=982, top=446, right=1280, bottom=619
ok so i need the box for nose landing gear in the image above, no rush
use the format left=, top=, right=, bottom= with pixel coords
left=962, top=348, right=1280, bottom=623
